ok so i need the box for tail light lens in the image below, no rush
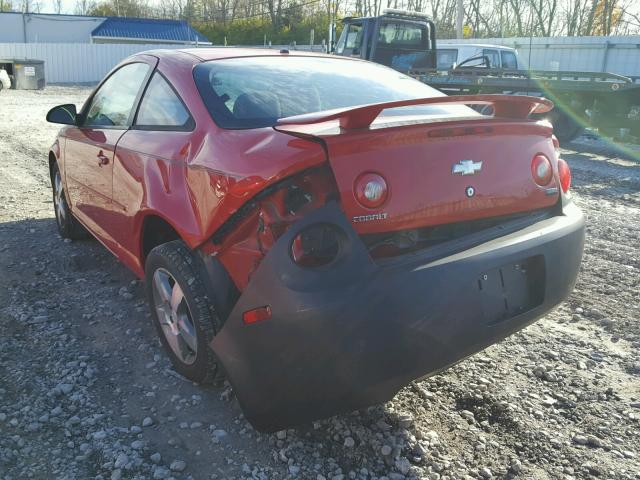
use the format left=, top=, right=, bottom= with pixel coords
left=243, top=306, right=272, bottom=325
left=557, top=158, right=571, bottom=193
left=531, top=154, right=553, bottom=186
left=291, top=223, right=343, bottom=267
left=354, top=172, right=388, bottom=208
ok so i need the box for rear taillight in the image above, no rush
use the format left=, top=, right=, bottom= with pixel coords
left=557, top=159, right=571, bottom=193
left=354, top=172, right=388, bottom=208
left=291, top=223, right=343, bottom=267
left=531, top=154, right=553, bottom=186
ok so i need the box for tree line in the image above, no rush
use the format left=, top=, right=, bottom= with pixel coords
left=1, top=0, right=638, bottom=44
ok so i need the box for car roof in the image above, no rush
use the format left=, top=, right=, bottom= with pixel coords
left=144, top=47, right=336, bottom=64
left=438, top=43, right=516, bottom=51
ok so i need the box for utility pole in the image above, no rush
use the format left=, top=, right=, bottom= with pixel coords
left=327, top=2, right=335, bottom=53
left=456, top=0, right=464, bottom=39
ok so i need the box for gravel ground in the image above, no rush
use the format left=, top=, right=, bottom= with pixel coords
left=0, top=86, right=638, bottom=480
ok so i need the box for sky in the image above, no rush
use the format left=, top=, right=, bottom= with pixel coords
left=40, top=0, right=91, bottom=14
left=34, top=0, right=640, bottom=25
left=38, top=0, right=163, bottom=14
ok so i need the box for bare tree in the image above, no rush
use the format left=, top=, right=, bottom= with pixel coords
left=58, top=0, right=640, bottom=37
left=266, top=0, right=283, bottom=27
left=324, top=0, right=342, bottom=23
left=75, top=0, right=93, bottom=14
left=21, top=0, right=41, bottom=12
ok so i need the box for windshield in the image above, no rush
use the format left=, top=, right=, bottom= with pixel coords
left=193, top=56, right=474, bottom=129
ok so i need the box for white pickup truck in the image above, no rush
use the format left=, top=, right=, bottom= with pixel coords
left=437, top=44, right=521, bottom=71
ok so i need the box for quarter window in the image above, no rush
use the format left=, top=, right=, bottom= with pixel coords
left=84, top=63, right=150, bottom=127
left=136, top=73, right=191, bottom=128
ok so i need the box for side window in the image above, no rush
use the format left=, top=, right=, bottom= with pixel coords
left=501, top=51, right=518, bottom=69
left=135, top=73, right=192, bottom=128
left=437, top=49, right=458, bottom=70
left=344, top=24, right=364, bottom=55
left=482, top=49, right=500, bottom=68
left=84, top=63, right=150, bottom=127
left=336, top=23, right=364, bottom=55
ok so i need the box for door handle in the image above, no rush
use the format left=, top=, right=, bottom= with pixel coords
left=97, top=151, right=109, bottom=166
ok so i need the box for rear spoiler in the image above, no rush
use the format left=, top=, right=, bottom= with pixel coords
left=276, top=94, right=553, bottom=131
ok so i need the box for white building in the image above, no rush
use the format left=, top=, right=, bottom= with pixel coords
left=0, top=12, right=211, bottom=45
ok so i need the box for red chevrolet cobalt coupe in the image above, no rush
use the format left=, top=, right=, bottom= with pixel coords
left=47, top=49, right=584, bottom=431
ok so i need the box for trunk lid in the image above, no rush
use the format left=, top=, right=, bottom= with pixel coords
left=322, top=119, right=559, bottom=234
left=275, top=95, right=559, bottom=235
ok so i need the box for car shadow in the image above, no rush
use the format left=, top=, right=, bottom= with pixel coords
left=0, top=215, right=446, bottom=477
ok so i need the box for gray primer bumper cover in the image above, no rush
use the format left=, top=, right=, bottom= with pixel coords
left=211, top=201, right=585, bottom=431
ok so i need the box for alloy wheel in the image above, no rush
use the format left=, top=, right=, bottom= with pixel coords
left=53, top=170, right=67, bottom=226
left=151, top=268, right=198, bottom=365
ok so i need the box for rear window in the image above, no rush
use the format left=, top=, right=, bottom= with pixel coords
left=377, top=22, right=429, bottom=48
left=194, top=56, right=473, bottom=129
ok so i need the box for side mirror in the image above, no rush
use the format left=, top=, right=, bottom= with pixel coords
left=46, top=104, right=77, bottom=125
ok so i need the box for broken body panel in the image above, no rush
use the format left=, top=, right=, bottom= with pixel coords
left=48, top=50, right=584, bottom=431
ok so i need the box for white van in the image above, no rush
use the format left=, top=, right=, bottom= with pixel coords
left=437, top=44, right=521, bottom=70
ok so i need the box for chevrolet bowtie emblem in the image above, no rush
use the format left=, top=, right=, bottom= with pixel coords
left=452, top=160, right=483, bottom=176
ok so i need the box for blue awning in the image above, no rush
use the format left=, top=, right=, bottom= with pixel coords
left=91, top=17, right=210, bottom=44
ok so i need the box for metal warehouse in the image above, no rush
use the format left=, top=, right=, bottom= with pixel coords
left=0, top=12, right=211, bottom=45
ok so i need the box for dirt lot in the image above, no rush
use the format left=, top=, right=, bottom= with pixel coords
left=0, top=86, right=638, bottom=480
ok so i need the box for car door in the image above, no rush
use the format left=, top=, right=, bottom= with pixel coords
left=501, top=50, right=519, bottom=70
left=110, top=71, right=196, bottom=273
left=64, top=61, right=153, bottom=239
left=482, top=48, right=500, bottom=68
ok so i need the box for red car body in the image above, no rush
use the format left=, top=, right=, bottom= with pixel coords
left=48, top=49, right=584, bottom=431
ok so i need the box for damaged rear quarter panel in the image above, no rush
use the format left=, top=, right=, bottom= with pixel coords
left=103, top=56, right=329, bottom=279
left=111, top=119, right=327, bottom=277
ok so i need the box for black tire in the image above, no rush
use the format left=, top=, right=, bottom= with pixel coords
left=547, top=108, right=584, bottom=143
left=51, top=162, right=88, bottom=240
left=145, top=240, right=223, bottom=384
